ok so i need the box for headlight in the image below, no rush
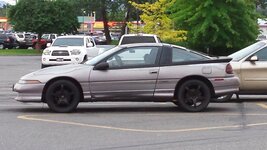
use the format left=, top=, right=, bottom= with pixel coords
left=18, top=80, right=41, bottom=84
left=42, top=49, right=51, bottom=55
left=70, top=49, right=81, bottom=55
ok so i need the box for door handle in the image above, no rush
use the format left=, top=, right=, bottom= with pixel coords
left=149, top=71, right=158, bottom=74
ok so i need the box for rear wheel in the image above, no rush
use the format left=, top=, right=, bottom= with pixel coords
left=176, top=80, right=211, bottom=112
left=45, top=80, right=80, bottom=113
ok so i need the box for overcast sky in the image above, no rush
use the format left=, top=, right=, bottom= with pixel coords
left=2, top=0, right=16, bottom=5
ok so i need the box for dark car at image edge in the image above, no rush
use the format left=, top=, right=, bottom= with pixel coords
left=0, top=33, right=19, bottom=49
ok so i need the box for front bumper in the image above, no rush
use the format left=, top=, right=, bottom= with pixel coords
left=13, top=83, right=45, bottom=102
left=42, top=55, right=84, bottom=65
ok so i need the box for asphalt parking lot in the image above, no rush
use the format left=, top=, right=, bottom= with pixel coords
left=1, top=56, right=267, bottom=150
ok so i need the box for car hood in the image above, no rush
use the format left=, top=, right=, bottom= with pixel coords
left=48, top=46, right=85, bottom=50
left=20, top=64, right=93, bottom=83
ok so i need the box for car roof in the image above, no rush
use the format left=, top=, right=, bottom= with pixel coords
left=121, top=33, right=158, bottom=37
left=118, top=43, right=186, bottom=50
left=57, top=35, right=91, bottom=39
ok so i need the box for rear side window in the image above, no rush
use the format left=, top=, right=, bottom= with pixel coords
left=50, top=34, right=56, bottom=39
left=172, top=48, right=208, bottom=63
left=120, top=36, right=156, bottom=45
left=160, top=47, right=209, bottom=65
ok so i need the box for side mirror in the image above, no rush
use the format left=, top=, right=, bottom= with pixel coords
left=93, top=62, right=109, bottom=70
left=249, top=55, right=258, bottom=61
left=46, top=43, right=51, bottom=47
left=87, top=43, right=93, bottom=47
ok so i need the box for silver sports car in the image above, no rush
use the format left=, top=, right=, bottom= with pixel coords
left=13, top=43, right=239, bottom=112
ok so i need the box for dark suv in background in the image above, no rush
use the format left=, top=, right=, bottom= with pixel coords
left=0, top=33, right=19, bottom=49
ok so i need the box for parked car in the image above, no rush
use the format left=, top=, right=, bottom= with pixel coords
left=214, top=40, right=267, bottom=101
left=0, top=33, right=19, bottom=49
left=41, top=35, right=97, bottom=68
left=13, top=43, right=239, bottom=113
left=92, top=35, right=107, bottom=45
left=32, top=34, right=58, bottom=49
left=118, top=34, right=161, bottom=45
left=14, top=33, right=34, bottom=49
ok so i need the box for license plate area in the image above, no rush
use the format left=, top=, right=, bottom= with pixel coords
left=56, top=58, right=64, bottom=62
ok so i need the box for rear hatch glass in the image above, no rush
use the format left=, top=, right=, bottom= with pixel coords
left=120, top=36, right=156, bottom=45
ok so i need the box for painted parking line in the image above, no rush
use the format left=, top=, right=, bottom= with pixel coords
left=257, top=103, right=267, bottom=109
left=17, top=114, right=267, bottom=133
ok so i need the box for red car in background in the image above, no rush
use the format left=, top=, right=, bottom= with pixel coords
left=32, top=34, right=58, bottom=49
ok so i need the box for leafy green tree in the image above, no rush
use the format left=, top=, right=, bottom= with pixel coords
left=73, top=0, right=156, bottom=42
left=171, top=0, right=260, bottom=55
left=130, top=0, right=187, bottom=43
left=8, top=0, right=79, bottom=49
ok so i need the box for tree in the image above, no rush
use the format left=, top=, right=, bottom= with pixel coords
left=171, top=0, right=260, bottom=55
left=73, top=0, right=157, bottom=42
left=130, top=0, right=187, bottom=43
left=8, top=0, right=79, bottom=49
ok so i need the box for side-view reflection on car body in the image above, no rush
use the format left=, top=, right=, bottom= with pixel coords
left=13, top=43, right=239, bottom=113
left=214, top=40, right=267, bottom=101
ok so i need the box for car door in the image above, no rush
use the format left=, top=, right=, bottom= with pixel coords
left=89, top=46, right=161, bottom=100
left=86, top=37, right=99, bottom=59
left=240, top=47, right=267, bottom=90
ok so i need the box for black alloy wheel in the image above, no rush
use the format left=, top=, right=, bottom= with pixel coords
left=46, top=80, right=80, bottom=113
left=176, top=80, right=211, bottom=112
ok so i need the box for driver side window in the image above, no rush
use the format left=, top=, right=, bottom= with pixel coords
left=106, top=46, right=159, bottom=69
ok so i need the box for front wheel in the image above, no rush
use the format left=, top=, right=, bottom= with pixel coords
left=41, top=64, right=48, bottom=69
left=176, top=80, right=211, bottom=112
left=45, top=80, right=80, bottom=113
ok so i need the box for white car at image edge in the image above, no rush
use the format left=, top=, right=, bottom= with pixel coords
left=41, top=35, right=97, bottom=68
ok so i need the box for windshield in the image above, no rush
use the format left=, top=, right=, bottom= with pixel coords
left=85, top=46, right=121, bottom=65
left=229, top=41, right=266, bottom=61
left=52, top=38, right=84, bottom=46
left=42, top=34, right=49, bottom=39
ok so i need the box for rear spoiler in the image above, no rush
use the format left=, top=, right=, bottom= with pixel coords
left=168, top=57, right=232, bottom=66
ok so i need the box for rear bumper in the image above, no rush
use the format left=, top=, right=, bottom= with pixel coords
left=210, top=76, right=240, bottom=96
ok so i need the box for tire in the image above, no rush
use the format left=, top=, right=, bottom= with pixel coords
left=41, top=64, right=48, bottom=69
left=212, top=94, right=233, bottom=102
left=81, top=55, right=88, bottom=64
left=19, top=46, right=28, bottom=49
left=176, top=80, right=211, bottom=112
left=41, top=44, right=46, bottom=50
left=33, top=43, right=36, bottom=49
left=45, top=80, right=80, bottom=113
left=0, top=44, right=4, bottom=49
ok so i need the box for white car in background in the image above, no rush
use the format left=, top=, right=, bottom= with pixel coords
left=41, top=35, right=97, bottom=68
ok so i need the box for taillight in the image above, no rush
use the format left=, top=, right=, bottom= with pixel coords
left=6, top=38, right=10, bottom=42
left=226, top=63, right=233, bottom=74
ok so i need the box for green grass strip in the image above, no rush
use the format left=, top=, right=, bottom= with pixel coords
left=0, top=49, right=42, bottom=56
